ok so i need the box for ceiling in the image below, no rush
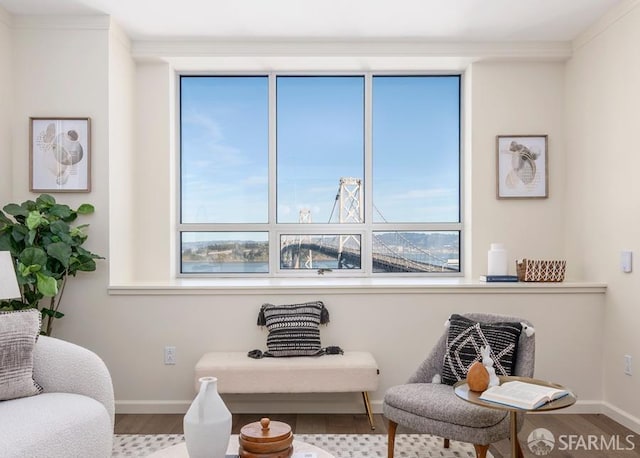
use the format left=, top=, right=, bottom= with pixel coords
left=0, top=0, right=625, bottom=42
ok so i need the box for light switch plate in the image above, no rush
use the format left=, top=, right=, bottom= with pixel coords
left=621, top=251, right=632, bottom=273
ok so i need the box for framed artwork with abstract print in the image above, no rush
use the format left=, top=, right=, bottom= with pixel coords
left=30, top=117, right=91, bottom=192
left=496, top=134, right=548, bottom=199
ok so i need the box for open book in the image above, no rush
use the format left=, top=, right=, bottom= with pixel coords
left=479, top=380, right=570, bottom=410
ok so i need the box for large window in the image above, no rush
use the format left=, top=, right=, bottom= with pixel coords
left=179, top=74, right=461, bottom=276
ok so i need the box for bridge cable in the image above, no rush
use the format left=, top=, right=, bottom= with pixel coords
left=327, top=187, right=340, bottom=223
left=372, top=204, right=450, bottom=265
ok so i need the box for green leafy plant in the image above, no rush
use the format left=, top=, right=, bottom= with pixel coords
left=0, top=194, right=103, bottom=335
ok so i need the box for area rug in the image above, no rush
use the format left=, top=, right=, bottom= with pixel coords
left=112, top=433, right=492, bottom=457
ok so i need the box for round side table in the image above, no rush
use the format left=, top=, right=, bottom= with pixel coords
left=454, top=375, right=576, bottom=458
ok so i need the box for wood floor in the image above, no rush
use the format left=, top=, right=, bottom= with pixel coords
left=115, top=412, right=640, bottom=457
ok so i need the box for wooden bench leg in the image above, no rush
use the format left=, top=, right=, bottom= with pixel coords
left=362, top=391, right=375, bottom=430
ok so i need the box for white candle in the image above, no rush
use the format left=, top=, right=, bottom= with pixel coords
left=487, top=243, right=508, bottom=275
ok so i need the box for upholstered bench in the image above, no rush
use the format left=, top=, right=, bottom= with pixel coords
left=195, top=351, right=380, bottom=429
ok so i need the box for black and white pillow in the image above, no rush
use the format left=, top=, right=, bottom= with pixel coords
left=258, top=301, right=329, bottom=357
left=0, top=309, right=43, bottom=401
left=441, top=314, right=522, bottom=386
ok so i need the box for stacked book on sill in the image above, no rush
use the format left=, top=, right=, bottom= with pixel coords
left=479, top=275, right=519, bottom=282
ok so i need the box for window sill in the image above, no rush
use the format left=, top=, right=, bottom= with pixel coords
left=108, top=277, right=607, bottom=296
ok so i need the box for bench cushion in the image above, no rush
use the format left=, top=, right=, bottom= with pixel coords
left=195, top=351, right=379, bottom=394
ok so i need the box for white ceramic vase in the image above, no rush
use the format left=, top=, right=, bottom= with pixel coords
left=184, top=376, right=232, bottom=458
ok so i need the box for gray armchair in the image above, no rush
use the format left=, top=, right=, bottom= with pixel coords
left=383, top=313, right=535, bottom=458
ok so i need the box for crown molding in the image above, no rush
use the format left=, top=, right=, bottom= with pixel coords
left=109, top=18, right=131, bottom=52
left=573, top=0, right=640, bottom=51
left=131, top=38, right=572, bottom=62
left=13, top=14, right=110, bottom=31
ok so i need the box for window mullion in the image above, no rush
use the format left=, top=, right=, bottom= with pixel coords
left=363, top=73, right=373, bottom=274
left=268, top=73, right=278, bottom=277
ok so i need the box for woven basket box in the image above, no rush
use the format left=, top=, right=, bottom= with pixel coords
left=516, top=259, right=566, bottom=282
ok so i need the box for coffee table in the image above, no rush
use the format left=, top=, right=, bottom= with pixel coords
left=147, top=434, right=335, bottom=458
left=454, top=375, right=576, bottom=458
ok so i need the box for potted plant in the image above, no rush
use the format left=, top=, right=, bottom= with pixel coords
left=0, top=194, right=102, bottom=335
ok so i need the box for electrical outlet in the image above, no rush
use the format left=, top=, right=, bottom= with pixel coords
left=624, top=355, right=632, bottom=376
left=164, top=346, right=176, bottom=365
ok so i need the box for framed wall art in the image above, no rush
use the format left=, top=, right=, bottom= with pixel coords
left=496, top=134, right=548, bottom=199
left=30, top=117, right=91, bottom=192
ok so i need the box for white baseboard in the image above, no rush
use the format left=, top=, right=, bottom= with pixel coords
left=517, top=399, right=640, bottom=434
left=115, top=398, right=640, bottom=434
left=551, top=399, right=604, bottom=414
left=116, top=394, right=382, bottom=415
left=601, top=402, right=640, bottom=434
left=116, top=398, right=603, bottom=416
left=117, top=400, right=192, bottom=414
left=226, top=400, right=380, bottom=414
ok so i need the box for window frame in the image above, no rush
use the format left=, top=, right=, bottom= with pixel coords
left=177, top=71, right=464, bottom=278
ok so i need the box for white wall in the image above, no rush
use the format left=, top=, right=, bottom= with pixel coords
left=10, top=17, right=110, bottom=222
left=126, top=60, right=570, bottom=282
left=565, top=2, right=640, bottom=429
left=468, top=61, right=567, bottom=278
left=0, top=7, right=12, bottom=199
left=101, top=288, right=603, bottom=415
left=4, top=13, right=631, bottom=427
left=131, top=62, right=175, bottom=282
left=108, top=21, right=136, bottom=282
left=6, top=15, right=116, bottom=393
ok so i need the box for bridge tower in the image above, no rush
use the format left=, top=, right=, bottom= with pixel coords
left=337, top=177, right=362, bottom=268
left=338, top=177, right=363, bottom=223
left=298, top=208, right=313, bottom=269
left=299, top=208, right=312, bottom=224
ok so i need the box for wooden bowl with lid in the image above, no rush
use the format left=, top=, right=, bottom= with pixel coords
left=238, top=417, right=293, bottom=458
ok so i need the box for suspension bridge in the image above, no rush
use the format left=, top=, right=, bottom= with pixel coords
left=280, top=177, right=459, bottom=273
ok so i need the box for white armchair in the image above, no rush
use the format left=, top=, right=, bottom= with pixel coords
left=0, top=335, right=114, bottom=458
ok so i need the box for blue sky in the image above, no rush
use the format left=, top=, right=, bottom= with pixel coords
left=372, top=76, right=460, bottom=223
left=180, top=75, right=459, bottom=240
left=277, top=76, right=364, bottom=223
left=181, top=76, right=269, bottom=225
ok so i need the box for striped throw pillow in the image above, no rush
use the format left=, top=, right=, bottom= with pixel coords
left=0, top=309, right=43, bottom=401
left=260, top=301, right=329, bottom=357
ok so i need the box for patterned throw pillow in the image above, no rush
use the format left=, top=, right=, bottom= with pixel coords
left=258, top=301, right=329, bottom=357
left=0, top=309, right=43, bottom=401
left=441, top=314, right=522, bottom=386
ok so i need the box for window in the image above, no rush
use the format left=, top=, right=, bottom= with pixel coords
left=179, top=74, right=461, bottom=276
